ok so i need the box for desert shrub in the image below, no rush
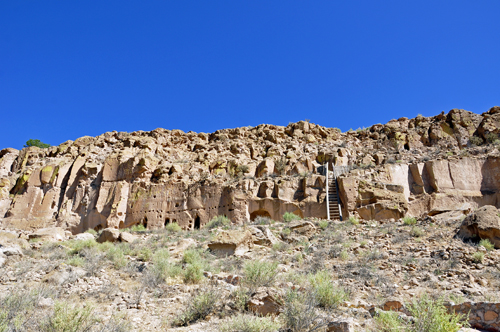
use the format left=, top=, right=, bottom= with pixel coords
left=485, top=132, right=499, bottom=144
left=85, top=229, right=97, bottom=235
left=472, top=251, right=484, bottom=263
left=373, top=309, right=405, bottom=331
left=236, top=165, right=250, bottom=174
left=479, top=239, right=495, bottom=251
left=308, top=270, right=349, bottom=308
left=173, top=287, right=220, bottom=326
left=182, top=248, right=203, bottom=265
left=274, top=157, right=287, bottom=175
left=230, top=288, right=251, bottom=312
left=0, top=288, right=50, bottom=331
left=318, top=220, right=329, bottom=230
left=280, top=290, right=329, bottom=332
left=148, top=248, right=181, bottom=285
left=411, top=227, right=424, bottom=238
left=181, top=248, right=206, bottom=284
left=66, top=256, right=85, bottom=267
left=205, top=215, right=231, bottom=229
left=339, top=250, right=349, bottom=261
left=272, top=241, right=290, bottom=253
left=41, top=301, right=97, bottom=332
left=128, top=224, right=147, bottom=232
left=219, top=314, right=280, bottom=332
left=81, top=247, right=105, bottom=277
left=348, top=216, right=359, bottom=225
left=104, top=245, right=128, bottom=269
left=403, top=216, right=417, bottom=225
left=66, top=239, right=98, bottom=255
left=253, top=216, right=273, bottom=225
left=183, top=262, right=204, bottom=284
left=407, top=294, right=468, bottom=332
left=283, top=212, right=300, bottom=223
left=165, top=222, right=182, bottom=233
left=469, top=136, right=483, bottom=146
left=242, top=260, right=278, bottom=291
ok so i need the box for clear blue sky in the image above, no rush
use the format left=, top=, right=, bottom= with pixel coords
left=1, top=1, right=499, bottom=149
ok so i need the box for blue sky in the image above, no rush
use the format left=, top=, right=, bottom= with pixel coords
left=1, top=1, right=499, bottom=149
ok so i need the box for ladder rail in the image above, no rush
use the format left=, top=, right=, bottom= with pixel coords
left=325, top=162, right=348, bottom=221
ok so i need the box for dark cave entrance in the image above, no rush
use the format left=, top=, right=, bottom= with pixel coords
left=194, top=216, right=201, bottom=229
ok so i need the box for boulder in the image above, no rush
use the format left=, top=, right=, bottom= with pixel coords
left=247, top=287, right=282, bottom=316
left=97, top=228, right=121, bottom=243
left=327, top=318, right=355, bottom=332
left=457, top=205, right=500, bottom=248
left=119, top=231, right=137, bottom=243
left=29, top=227, right=66, bottom=242
left=249, top=226, right=282, bottom=247
left=0, top=230, right=27, bottom=248
left=73, top=233, right=95, bottom=241
left=288, top=220, right=317, bottom=238
left=255, top=159, right=275, bottom=178
left=208, top=229, right=254, bottom=256
left=0, top=246, right=23, bottom=256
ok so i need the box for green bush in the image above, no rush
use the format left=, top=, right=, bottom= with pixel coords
left=144, top=249, right=182, bottom=287
left=407, top=294, right=469, bottom=332
left=66, top=256, right=85, bottom=267
left=479, top=239, right=495, bottom=251
left=469, top=136, right=483, bottom=146
left=374, top=294, right=469, bottom=332
left=205, top=215, right=231, bottom=229
left=403, top=216, right=417, bottom=225
left=219, top=314, right=280, bottom=332
left=283, top=212, right=300, bottom=222
left=411, top=226, right=424, bottom=238
left=182, top=248, right=203, bottom=265
left=348, top=216, right=359, bottom=225
left=308, top=270, right=349, bottom=308
left=242, top=260, right=278, bottom=291
left=128, top=224, right=147, bottom=232
left=253, top=216, right=274, bottom=225
left=472, top=251, right=484, bottom=263
left=85, top=229, right=97, bottom=235
left=183, top=262, right=204, bottom=284
left=280, top=290, right=329, bottom=332
left=65, top=239, right=98, bottom=255
left=373, top=309, right=404, bottom=331
left=318, top=220, right=329, bottom=230
left=41, top=301, right=97, bottom=332
left=104, top=245, right=128, bottom=269
left=173, top=287, right=220, bottom=326
left=24, top=139, right=50, bottom=148
left=0, top=288, right=48, bottom=331
left=165, top=222, right=182, bottom=232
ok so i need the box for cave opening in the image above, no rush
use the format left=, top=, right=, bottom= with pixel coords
left=194, top=216, right=201, bottom=229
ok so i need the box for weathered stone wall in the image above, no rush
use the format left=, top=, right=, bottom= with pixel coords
left=2, top=107, right=500, bottom=232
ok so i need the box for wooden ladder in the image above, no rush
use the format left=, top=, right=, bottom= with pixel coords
left=325, top=163, right=343, bottom=221
left=328, top=175, right=342, bottom=220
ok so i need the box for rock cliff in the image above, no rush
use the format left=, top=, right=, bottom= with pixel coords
left=1, top=106, right=500, bottom=233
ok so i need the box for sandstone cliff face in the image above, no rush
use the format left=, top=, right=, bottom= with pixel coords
left=1, top=107, right=500, bottom=233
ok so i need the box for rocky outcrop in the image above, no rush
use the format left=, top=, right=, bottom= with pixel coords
left=457, top=205, right=500, bottom=248
left=1, top=107, right=500, bottom=233
left=208, top=229, right=254, bottom=256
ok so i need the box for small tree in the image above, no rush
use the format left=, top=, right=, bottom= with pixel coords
left=24, top=139, right=50, bottom=148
